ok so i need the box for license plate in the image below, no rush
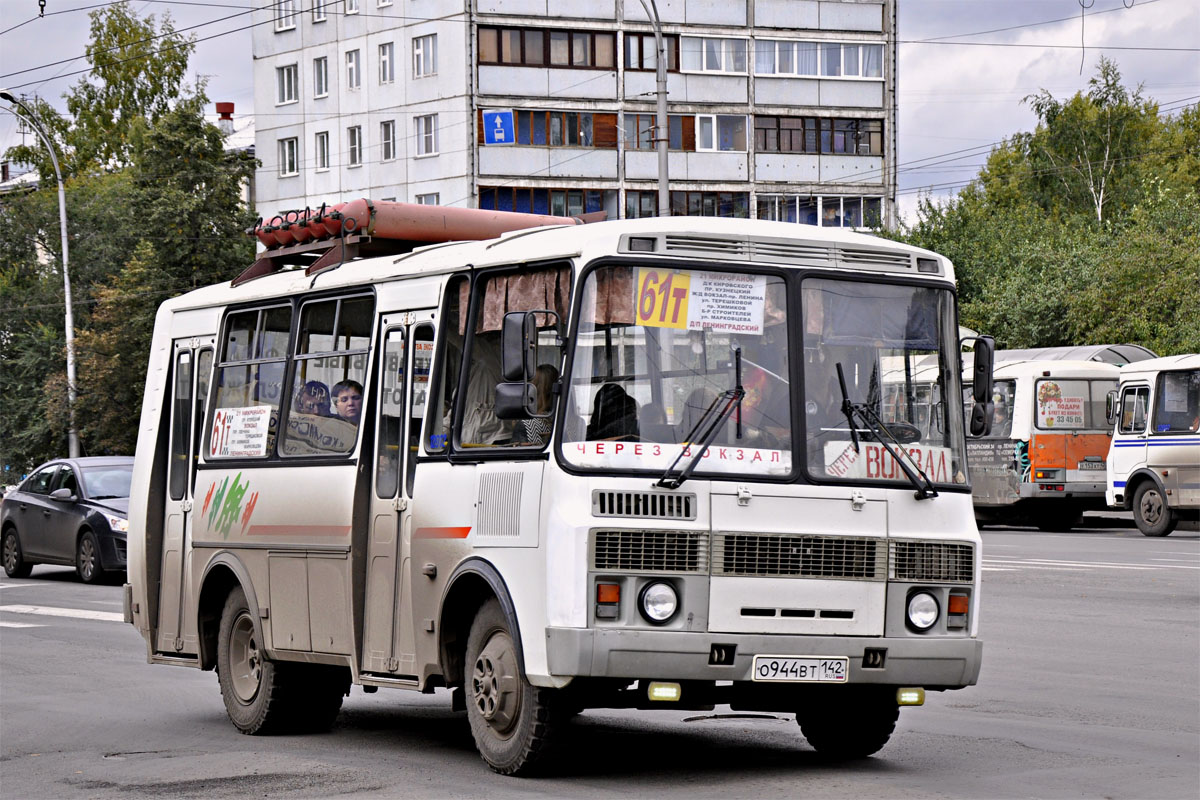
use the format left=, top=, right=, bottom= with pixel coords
left=752, top=656, right=848, bottom=683
left=1078, top=461, right=1105, bottom=471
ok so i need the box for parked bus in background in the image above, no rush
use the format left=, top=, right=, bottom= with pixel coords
left=1106, top=354, right=1200, bottom=536
left=124, top=200, right=995, bottom=775
left=964, top=358, right=1124, bottom=530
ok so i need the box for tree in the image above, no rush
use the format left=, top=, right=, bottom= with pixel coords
left=1024, top=56, right=1160, bottom=224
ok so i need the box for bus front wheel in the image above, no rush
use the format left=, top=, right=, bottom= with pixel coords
left=797, top=688, right=899, bottom=759
left=1133, top=483, right=1177, bottom=537
left=463, top=598, right=561, bottom=775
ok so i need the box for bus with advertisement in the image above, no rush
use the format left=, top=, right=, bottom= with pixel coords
left=1105, top=354, right=1200, bottom=536
left=963, top=358, right=1121, bottom=530
left=124, top=199, right=995, bottom=775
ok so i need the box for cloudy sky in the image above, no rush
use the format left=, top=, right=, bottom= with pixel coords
left=2, top=0, right=1197, bottom=221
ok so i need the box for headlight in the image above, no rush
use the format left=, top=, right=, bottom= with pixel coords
left=639, top=581, right=678, bottom=624
left=907, top=592, right=939, bottom=630
left=102, top=512, right=129, bottom=533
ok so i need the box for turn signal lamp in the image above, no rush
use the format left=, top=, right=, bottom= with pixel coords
left=897, top=687, right=926, bottom=706
left=947, top=595, right=969, bottom=615
left=648, top=681, right=682, bottom=702
left=596, top=584, right=621, bottom=604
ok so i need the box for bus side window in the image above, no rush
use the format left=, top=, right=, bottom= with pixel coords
left=426, top=276, right=468, bottom=455
left=1119, top=387, right=1149, bottom=434
left=375, top=327, right=405, bottom=499
left=408, top=324, right=434, bottom=495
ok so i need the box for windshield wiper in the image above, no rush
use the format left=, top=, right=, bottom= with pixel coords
left=835, top=362, right=938, bottom=501
left=657, top=349, right=746, bottom=489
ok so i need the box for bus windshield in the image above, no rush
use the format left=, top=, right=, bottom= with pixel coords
left=561, top=265, right=793, bottom=479
left=803, top=278, right=967, bottom=487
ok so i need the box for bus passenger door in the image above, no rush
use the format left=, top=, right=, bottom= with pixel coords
left=362, top=313, right=435, bottom=678
left=156, top=340, right=214, bottom=655
left=1111, top=383, right=1150, bottom=499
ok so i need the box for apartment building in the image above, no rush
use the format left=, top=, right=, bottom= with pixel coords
left=253, top=0, right=896, bottom=228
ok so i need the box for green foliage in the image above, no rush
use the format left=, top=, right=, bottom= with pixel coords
left=890, top=60, right=1199, bottom=357
left=0, top=3, right=255, bottom=475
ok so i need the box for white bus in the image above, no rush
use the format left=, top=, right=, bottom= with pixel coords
left=1106, top=354, right=1200, bottom=536
left=125, top=201, right=995, bottom=775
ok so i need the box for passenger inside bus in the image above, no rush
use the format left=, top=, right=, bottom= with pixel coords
left=294, top=380, right=331, bottom=416
left=586, top=383, right=639, bottom=441
left=513, top=364, right=560, bottom=446
left=332, top=380, right=363, bottom=424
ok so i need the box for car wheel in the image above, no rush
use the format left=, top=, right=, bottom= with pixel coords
left=3, top=528, right=33, bottom=578
left=1133, top=482, right=1177, bottom=537
left=464, top=598, right=563, bottom=775
left=76, top=530, right=105, bottom=584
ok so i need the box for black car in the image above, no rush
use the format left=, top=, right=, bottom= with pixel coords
left=1, top=456, right=133, bottom=583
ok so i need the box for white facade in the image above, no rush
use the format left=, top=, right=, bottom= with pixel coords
left=253, top=0, right=896, bottom=227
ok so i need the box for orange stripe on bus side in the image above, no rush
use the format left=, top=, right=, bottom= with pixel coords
left=413, top=527, right=472, bottom=540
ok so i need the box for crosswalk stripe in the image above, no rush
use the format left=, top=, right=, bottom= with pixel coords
left=1, top=604, right=124, bottom=623
left=0, top=621, right=45, bottom=628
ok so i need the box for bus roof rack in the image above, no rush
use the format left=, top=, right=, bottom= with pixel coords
left=233, top=199, right=603, bottom=286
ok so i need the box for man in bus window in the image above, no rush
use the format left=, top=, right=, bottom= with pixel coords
left=294, top=380, right=331, bottom=416
left=333, top=380, right=363, bottom=425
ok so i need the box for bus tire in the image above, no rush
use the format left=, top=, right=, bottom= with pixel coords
left=463, top=598, right=561, bottom=775
left=797, top=688, right=899, bottom=759
left=217, top=586, right=300, bottom=735
left=1133, top=483, right=1176, bottom=537
left=1036, top=506, right=1082, bottom=532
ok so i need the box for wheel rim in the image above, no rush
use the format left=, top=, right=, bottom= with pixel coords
left=1139, top=489, right=1164, bottom=526
left=229, top=611, right=262, bottom=704
left=471, top=629, right=521, bottom=737
left=3, top=535, right=17, bottom=572
left=79, top=537, right=95, bottom=580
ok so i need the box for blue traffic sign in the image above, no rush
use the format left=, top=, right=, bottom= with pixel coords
left=482, top=109, right=515, bottom=146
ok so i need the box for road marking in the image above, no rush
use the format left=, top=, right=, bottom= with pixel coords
left=0, top=621, right=45, bottom=628
left=0, top=583, right=41, bottom=590
left=1, top=604, right=124, bottom=623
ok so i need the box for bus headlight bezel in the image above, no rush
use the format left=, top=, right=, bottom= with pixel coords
left=638, top=581, right=679, bottom=625
left=906, top=591, right=939, bottom=631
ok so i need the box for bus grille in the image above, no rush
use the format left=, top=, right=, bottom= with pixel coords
left=713, top=534, right=886, bottom=580
left=890, top=540, right=975, bottom=583
left=592, top=491, right=696, bottom=520
left=592, top=530, right=707, bottom=573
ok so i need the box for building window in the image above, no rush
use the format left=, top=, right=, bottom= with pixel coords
left=509, top=110, right=610, bottom=147
left=381, top=120, right=396, bottom=161
left=626, top=190, right=749, bottom=219
left=347, top=125, right=363, bottom=167
left=345, top=0, right=359, bottom=14
left=680, top=37, right=747, bottom=73
left=755, top=41, right=882, bottom=79
left=379, top=42, right=395, bottom=84
left=378, top=0, right=392, bottom=7
left=415, top=114, right=438, bottom=156
left=276, top=64, right=298, bottom=104
left=313, top=57, right=328, bottom=98
left=274, top=0, right=297, bottom=32
left=312, top=1, right=327, bottom=23
left=756, top=195, right=882, bottom=228
left=479, top=186, right=611, bottom=216
left=624, top=113, right=692, bottom=151
left=695, top=115, right=747, bottom=151
left=415, top=193, right=440, bottom=205
left=478, top=27, right=616, bottom=69
left=413, top=34, right=437, bottom=77
left=623, top=33, right=679, bottom=72
left=347, top=49, right=361, bottom=89
left=754, top=116, right=883, bottom=155
left=315, top=131, right=330, bottom=171
left=278, top=137, right=299, bottom=176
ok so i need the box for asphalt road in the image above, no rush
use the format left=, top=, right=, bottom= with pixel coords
left=2, top=515, right=1197, bottom=799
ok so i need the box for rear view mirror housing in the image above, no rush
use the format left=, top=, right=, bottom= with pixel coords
left=497, top=309, right=560, bottom=420
left=49, top=487, right=76, bottom=502
left=1105, top=389, right=1119, bottom=426
left=964, top=335, right=995, bottom=437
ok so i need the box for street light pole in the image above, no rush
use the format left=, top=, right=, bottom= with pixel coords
left=637, top=0, right=670, bottom=217
left=2, top=90, right=80, bottom=458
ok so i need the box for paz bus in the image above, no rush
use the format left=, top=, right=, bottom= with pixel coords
left=1105, top=354, right=1200, bottom=536
left=124, top=200, right=995, bottom=775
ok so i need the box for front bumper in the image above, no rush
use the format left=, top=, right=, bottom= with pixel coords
left=546, top=627, right=982, bottom=689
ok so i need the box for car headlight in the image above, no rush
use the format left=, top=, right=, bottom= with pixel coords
left=639, top=581, right=678, bottom=624
left=102, top=512, right=129, bottom=533
left=907, top=592, right=939, bottom=631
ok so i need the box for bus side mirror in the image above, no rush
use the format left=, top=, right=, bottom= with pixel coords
left=1105, top=390, right=1119, bottom=426
left=965, top=335, right=995, bottom=437
left=501, top=311, right=538, bottom=383
left=495, top=381, right=537, bottom=420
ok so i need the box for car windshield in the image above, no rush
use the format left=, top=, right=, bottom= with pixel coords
left=802, top=278, right=967, bottom=487
left=81, top=465, right=133, bottom=499
left=561, top=265, right=792, bottom=479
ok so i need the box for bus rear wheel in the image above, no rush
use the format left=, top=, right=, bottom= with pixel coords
left=217, top=587, right=346, bottom=734
left=463, top=598, right=561, bottom=775
left=1133, top=483, right=1177, bottom=537
left=797, top=688, right=899, bottom=759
